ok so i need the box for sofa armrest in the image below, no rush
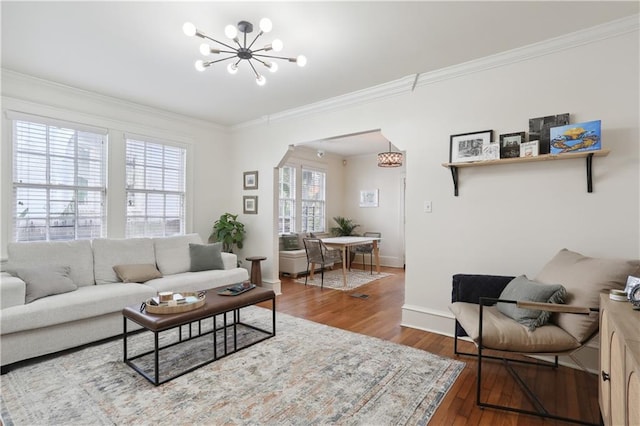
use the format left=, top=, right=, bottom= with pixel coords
left=1, top=273, right=26, bottom=309
left=221, top=252, right=238, bottom=270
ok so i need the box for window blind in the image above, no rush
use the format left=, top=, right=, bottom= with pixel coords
left=125, top=137, right=186, bottom=237
left=12, top=119, right=107, bottom=242
left=278, top=165, right=296, bottom=234
left=301, top=167, right=326, bottom=233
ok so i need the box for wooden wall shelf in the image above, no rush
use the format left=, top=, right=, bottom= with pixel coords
left=441, top=149, right=610, bottom=196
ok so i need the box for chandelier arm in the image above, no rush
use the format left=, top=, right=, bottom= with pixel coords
left=252, top=53, right=296, bottom=61
left=247, top=60, right=261, bottom=79
left=205, top=55, right=239, bottom=66
left=202, top=35, right=239, bottom=52
left=246, top=31, right=263, bottom=51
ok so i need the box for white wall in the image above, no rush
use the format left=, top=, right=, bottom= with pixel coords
left=0, top=71, right=235, bottom=263
left=230, top=29, right=640, bottom=342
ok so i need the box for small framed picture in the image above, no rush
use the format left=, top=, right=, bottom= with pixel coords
left=499, top=132, right=525, bottom=159
left=625, top=276, right=640, bottom=298
left=449, top=130, right=493, bottom=163
left=243, top=171, right=258, bottom=190
left=243, top=196, right=258, bottom=214
left=483, top=142, right=500, bottom=160
left=359, top=189, right=379, bottom=208
left=520, top=140, right=539, bottom=157
left=549, top=120, right=601, bottom=154
left=529, top=113, right=569, bottom=154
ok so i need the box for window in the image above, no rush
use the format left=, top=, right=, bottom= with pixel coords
left=301, top=167, right=326, bottom=233
left=125, top=137, right=186, bottom=237
left=12, top=118, right=107, bottom=242
left=278, top=165, right=296, bottom=234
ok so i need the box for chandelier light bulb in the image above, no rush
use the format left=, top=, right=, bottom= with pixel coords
left=272, top=39, right=283, bottom=52
left=256, top=75, right=266, bottom=86
left=296, top=55, right=307, bottom=67
left=199, top=43, right=211, bottom=56
left=224, top=24, right=238, bottom=40
left=227, top=63, right=239, bottom=75
left=259, top=18, right=273, bottom=33
left=194, top=60, right=206, bottom=72
left=183, top=22, right=197, bottom=37
left=267, top=61, right=278, bottom=73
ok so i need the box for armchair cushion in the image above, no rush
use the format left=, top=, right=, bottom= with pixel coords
left=449, top=302, right=580, bottom=353
left=496, top=275, right=566, bottom=331
left=535, top=248, right=640, bottom=343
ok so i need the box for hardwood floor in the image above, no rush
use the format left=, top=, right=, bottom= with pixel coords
left=263, top=265, right=601, bottom=426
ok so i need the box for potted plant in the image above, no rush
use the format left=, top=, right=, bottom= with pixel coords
left=209, top=213, right=246, bottom=253
left=330, top=216, right=360, bottom=237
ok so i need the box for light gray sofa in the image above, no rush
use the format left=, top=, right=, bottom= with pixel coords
left=0, top=233, right=249, bottom=367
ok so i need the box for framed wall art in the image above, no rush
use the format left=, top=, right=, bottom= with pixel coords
left=243, top=196, right=258, bottom=214
left=549, top=120, right=601, bottom=154
left=243, top=171, right=258, bottom=190
left=529, top=113, right=569, bottom=154
left=359, top=189, right=379, bottom=207
left=499, top=132, right=525, bottom=159
left=449, top=130, right=493, bottom=163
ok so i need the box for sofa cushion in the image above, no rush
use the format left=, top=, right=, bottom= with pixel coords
left=497, top=275, right=566, bottom=331
left=145, top=268, right=250, bottom=294
left=189, top=243, right=224, bottom=272
left=535, top=248, right=640, bottom=343
left=153, top=233, right=203, bottom=275
left=17, top=265, right=78, bottom=303
left=0, top=283, right=156, bottom=335
left=282, top=234, right=301, bottom=250
left=113, top=264, right=162, bottom=283
left=449, top=302, right=580, bottom=353
left=92, top=238, right=156, bottom=285
left=6, top=240, right=94, bottom=287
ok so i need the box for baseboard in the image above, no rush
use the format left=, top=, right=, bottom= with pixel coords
left=261, top=279, right=281, bottom=296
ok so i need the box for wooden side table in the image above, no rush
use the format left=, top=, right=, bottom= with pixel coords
left=246, top=256, right=267, bottom=285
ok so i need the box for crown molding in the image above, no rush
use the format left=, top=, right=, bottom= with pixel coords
left=1, top=69, right=228, bottom=133
left=234, top=14, right=639, bottom=131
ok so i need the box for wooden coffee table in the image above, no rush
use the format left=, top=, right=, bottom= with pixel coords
left=122, top=285, right=275, bottom=385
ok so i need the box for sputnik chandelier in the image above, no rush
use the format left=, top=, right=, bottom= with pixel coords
left=183, top=18, right=306, bottom=86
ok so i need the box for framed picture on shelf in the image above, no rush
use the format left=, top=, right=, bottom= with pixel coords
left=359, top=189, right=379, bottom=207
left=243, top=196, right=258, bottom=214
left=243, top=171, right=258, bottom=190
left=449, top=130, right=493, bottom=163
left=520, top=140, right=539, bottom=157
left=549, top=120, right=601, bottom=154
left=529, top=113, right=569, bottom=154
left=499, top=132, right=525, bottom=159
left=482, top=143, right=500, bottom=160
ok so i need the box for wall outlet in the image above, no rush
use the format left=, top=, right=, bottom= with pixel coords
left=424, top=201, right=432, bottom=213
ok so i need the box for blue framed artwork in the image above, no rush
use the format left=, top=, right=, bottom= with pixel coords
left=550, top=120, right=601, bottom=154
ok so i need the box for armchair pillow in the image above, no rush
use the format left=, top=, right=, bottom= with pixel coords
left=535, top=248, right=640, bottom=343
left=282, top=234, right=301, bottom=251
left=496, top=275, right=566, bottom=331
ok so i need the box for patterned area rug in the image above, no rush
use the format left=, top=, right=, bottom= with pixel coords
left=294, top=269, right=394, bottom=290
left=0, top=307, right=464, bottom=425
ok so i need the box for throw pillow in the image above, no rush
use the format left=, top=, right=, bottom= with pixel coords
left=535, top=248, right=640, bottom=343
left=496, top=275, right=566, bottom=331
left=282, top=234, right=300, bottom=251
left=17, top=265, right=78, bottom=304
left=113, top=264, right=162, bottom=283
left=189, top=242, right=225, bottom=272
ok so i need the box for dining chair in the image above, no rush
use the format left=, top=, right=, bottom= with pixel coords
left=303, top=238, right=343, bottom=288
left=352, top=232, right=381, bottom=274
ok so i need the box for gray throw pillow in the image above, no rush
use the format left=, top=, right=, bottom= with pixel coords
left=282, top=234, right=300, bottom=251
left=189, top=243, right=225, bottom=272
left=497, top=275, right=566, bottom=331
left=17, top=265, right=78, bottom=304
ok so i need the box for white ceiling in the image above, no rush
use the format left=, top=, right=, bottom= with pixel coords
left=2, top=1, right=638, bottom=156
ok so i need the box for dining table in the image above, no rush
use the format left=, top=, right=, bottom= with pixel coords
left=318, top=236, right=381, bottom=289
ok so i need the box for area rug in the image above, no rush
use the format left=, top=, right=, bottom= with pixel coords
left=294, top=269, right=393, bottom=290
left=0, top=307, right=463, bottom=426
